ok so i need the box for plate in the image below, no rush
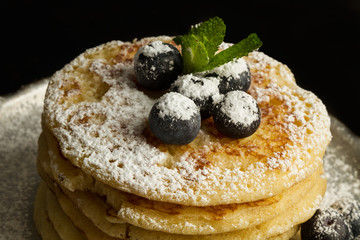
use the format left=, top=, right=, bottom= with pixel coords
left=0, top=79, right=359, bottom=239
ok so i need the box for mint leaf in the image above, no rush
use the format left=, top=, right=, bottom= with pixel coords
left=175, top=34, right=209, bottom=73
left=174, top=17, right=262, bottom=74
left=204, top=33, right=263, bottom=71
left=188, top=16, right=225, bottom=58
left=174, top=17, right=225, bottom=74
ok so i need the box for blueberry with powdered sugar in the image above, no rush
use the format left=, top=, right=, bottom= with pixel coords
left=331, top=198, right=360, bottom=238
left=148, top=92, right=201, bottom=145
left=134, top=41, right=183, bottom=90
left=301, top=208, right=354, bottom=240
left=202, top=58, right=251, bottom=94
left=212, top=90, right=261, bottom=139
left=170, top=74, right=222, bottom=119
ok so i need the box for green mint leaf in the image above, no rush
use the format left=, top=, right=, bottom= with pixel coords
left=204, top=33, right=263, bottom=71
left=174, top=17, right=226, bottom=74
left=189, top=16, right=225, bottom=58
left=174, top=34, right=209, bottom=73
left=174, top=17, right=263, bottom=74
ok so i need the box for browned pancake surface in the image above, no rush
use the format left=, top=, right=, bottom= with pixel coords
left=42, top=36, right=331, bottom=206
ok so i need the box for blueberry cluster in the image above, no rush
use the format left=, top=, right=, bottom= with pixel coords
left=170, top=74, right=221, bottom=119
left=301, top=199, right=360, bottom=240
left=134, top=41, right=261, bottom=145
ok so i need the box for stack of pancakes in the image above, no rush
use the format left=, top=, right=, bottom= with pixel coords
left=34, top=36, right=332, bottom=240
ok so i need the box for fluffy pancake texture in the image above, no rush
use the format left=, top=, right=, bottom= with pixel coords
left=34, top=36, right=332, bottom=239
left=34, top=177, right=325, bottom=240
left=37, top=130, right=324, bottom=235
left=42, top=36, right=331, bottom=206
left=33, top=183, right=62, bottom=240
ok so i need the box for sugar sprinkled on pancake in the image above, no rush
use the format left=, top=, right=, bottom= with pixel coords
left=37, top=130, right=324, bottom=235
left=42, top=36, right=331, bottom=206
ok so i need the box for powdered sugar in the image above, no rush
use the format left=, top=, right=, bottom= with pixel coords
left=220, top=91, right=259, bottom=125
left=204, top=57, right=248, bottom=78
left=321, top=138, right=360, bottom=209
left=331, top=198, right=360, bottom=225
left=156, top=92, right=198, bottom=120
left=311, top=208, right=352, bottom=238
left=0, top=80, right=48, bottom=240
left=42, top=38, right=333, bottom=206
left=171, top=74, right=222, bottom=104
left=1, top=66, right=359, bottom=238
left=137, top=40, right=172, bottom=57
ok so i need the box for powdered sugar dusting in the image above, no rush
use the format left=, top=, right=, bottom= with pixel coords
left=137, top=40, right=172, bottom=57
left=312, top=208, right=351, bottom=238
left=321, top=140, right=360, bottom=209
left=1, top=68, right=360, bottom=238
left=220, top=90, right=259, bottom=125
left=172, top=74, right=222, bottom=104
left=156, top=92, right=198, bottom=120
left=43, top=38, right=332, bottom=205
left=0, top=80, right=47, bottom=239
left=204, top=57, right=248, bottom=78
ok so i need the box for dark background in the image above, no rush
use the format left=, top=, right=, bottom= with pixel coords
left=2, top=0, right=360, bottom=136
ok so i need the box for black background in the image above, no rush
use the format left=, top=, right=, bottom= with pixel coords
left=2, top=0, right=360, bottom=136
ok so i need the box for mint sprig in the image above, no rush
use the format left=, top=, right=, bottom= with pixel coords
left=204, top=33, right=262, bottom=70
left=187, top=16, right=226, bottom=59
left=174, top=34, right=209, bottom=74
left=174, top=16, right=225, bottom=73
left=174, top=17, right=262, bottom=74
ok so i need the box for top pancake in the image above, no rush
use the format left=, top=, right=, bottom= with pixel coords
left=42, top=36, right=331, bottom=206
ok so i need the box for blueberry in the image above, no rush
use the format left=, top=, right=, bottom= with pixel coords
left=148, top=92, right=201, bottom=145
left=331, top=199, right=360, bottom=237
left=134, top=41, right=183, bottom=90
left=301, top=208, right=353, bottom=240
left=203, top=58, right=251, bottom=94
left=212, top=91, right=260, bottom=139
left=171, top=74, right=222, bottom=119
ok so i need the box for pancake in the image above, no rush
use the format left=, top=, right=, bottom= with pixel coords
left=33, top=183, right=61, bottom=240
left=35, top=176, right=325, bottom=240
left=38, top=129, right=323, bottom=235
left=42, top=36, right=331, bottom=206
left=34, top=182, right=301, bottom=240
left=45, top=184, right=87, bottom=240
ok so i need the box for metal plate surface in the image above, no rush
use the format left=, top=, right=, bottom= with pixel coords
left=0, top=79, right=359, bottom=239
